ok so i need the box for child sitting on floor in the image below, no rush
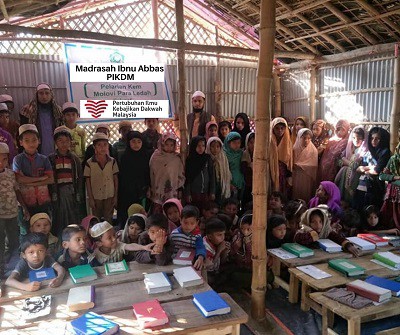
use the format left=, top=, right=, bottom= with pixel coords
left=199, top=201, right=219, bottom=236
left=5, top=233, right=65, bottom=291
left=266, top=214, right=288, bottom=249
left=119, top=214, right=147, bottom=261
left=267, top=191, right=286, bottom=218
left=136, top=214, right=173, bottom=265
left=360, top=205, right=399, bottom=235
left=284, top=199, right=307, bottom=242
left=57, top=224, right=99, bottom=269
left=230, top=214, right=252, bottom=270
left=90, top=221, right=154, bottom=264
left=222, top=197, right=239, bottom=231
left=29, top=213, right=60, bottom=257
left=170, top=205, right=206, bottom=270
left=81, top=215, right=99, bottom=250
left=162, top=198, right=182, bottom=233
left=294, top=206, right=359, bottom=257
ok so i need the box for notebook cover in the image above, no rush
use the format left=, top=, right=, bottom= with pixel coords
left=69, top=312, right=119, bottom=335
left=328, top=259, right=365, bottom=276
left=132, top=299, right=169, bottom=329
left=192, top=290, right=231, bottom=317
left=318, top=239, right=342, bottom=253
left=346, top=237, right=376, bottom=250
left=357, top=234, right=389, bottom=246
left=365, top=275, right=400, bottom=296
left=347, top=279, right=391, bottom=302
left=172, top=248, right=195, bottom=265
left=69, top=264, right=98, bottom=284
left=373, top=252, right=400, bottom=269
left=105, top=260, right=129, bottom=275
left=282, top=243, right=314, bottom=257
left=29, top=268, right=56, bottom=282
left=67, top=285, right=95, bottom=312
left=173, top=266, right=203, bottom=287
left=144, top=272, right=172, bottom=292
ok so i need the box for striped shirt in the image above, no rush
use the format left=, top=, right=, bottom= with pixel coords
left=170, top=226, right=206, bottom=259
left=53, top=155, right=73, bottom=184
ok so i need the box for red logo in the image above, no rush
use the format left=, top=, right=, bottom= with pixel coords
left=85, top=100, right=108, bottom=118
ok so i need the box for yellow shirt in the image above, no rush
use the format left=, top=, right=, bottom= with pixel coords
left=69, top=126, right=86, bottom=161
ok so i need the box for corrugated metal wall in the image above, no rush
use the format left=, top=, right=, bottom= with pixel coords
left=0, top=54, right=68, bottom=122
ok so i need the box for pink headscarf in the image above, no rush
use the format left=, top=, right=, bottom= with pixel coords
left=309, top=181, right=342, bottom=215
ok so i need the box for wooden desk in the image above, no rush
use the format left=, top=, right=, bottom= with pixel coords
left=0, top=293, right=248, bottom=335
left=288, top=253, right=400, bottom=312
left=310, top=292, right=400, bottom=335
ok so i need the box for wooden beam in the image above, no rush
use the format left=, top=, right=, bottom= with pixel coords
left=390, top=45, right=400, bottom=153
left=309, top=66, right=317, bottom=121
left=277, top=0, right=346, bottom=53
left=251, top=0, right=274, bottom=321
left=151, top=0, right=159, bottom=40
left=276, top=22, right=320, bottom=55
left=276, top=0, right=333, bottom=21
left=0, top=23, right=316, bottom=59
left=273, top=71, right=282, bottom=117
left=0, top=0, right=9, bottom=22
left=175, top=0, right=188, bottom=159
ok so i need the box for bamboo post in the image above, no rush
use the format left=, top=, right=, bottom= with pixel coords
left=251, top=0, right=275, bottom=321
left=215, top=27, right=222, bottom=122
left=310, top=65, right=317, bottom=121
left=175, top=0, right=188, bottom=159
left=390, top=44, right=400, bottom=152
left=151, top=0, right=160, bottom=62
left=273, top=70, right=282, bottom=117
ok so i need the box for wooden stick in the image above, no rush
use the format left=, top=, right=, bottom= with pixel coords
left=273, top=71, right=282, bottom=117
left=215, top=27, right=222, bottom=123
left=310, top=66, right=317, bottom=121
left=251, top=0, right=274, bottom=322
left=390, top=46, right=400, bottom=153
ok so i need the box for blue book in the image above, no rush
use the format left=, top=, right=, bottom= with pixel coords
left=67, top=312, right=119, bottom=335
left=29, top=267, right=56, bottom=282
left=365, top=275, right=400, bottom=297
left=193, top=290, right=231, bottom=317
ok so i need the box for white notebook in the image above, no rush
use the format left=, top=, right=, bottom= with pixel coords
left=144, top=272, right=172, bottom=294
left=296, top=265, right=332, bottom=280
left=173, top=266, right=204, bottom=288
left=347, top=237, right=376, bottom=251
left=268, top=248, right=298, bottom=259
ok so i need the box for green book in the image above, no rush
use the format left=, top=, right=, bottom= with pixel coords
left=282, top=243, right=314, bottom=258
left=69, top=264, right=98, bottom=284
left=105, top=260, right=129, bottom=275
left=373, top=252, right=400, bottom=269
left=328, top=259, right=365, bottom=277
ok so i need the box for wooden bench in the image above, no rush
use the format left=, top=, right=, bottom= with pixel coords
left=376, top=326, right=400, bottom=335
left=310, top=292, right=400, bottom=335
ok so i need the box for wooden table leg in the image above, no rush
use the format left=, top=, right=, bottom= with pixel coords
left=300, top=282, right=311, bottom=312
left=327, top=309, right=334, bottom=328
left=231, top=324, right=240, bottom=335
left=288, top=272, right=299, bottom=303
left=348, top=318, right=361, bottom=335
left=321, top=306, right=329, bottom=335
left=271, top=258, right=281, bottom=276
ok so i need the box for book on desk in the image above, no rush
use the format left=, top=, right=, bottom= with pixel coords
left=365, top=275, right=400, bottom=296
left=193, top=290, right=231, bottom=317
left=67, top=285, right=95, bottom=312
left=282, top=243, right=314, bottom=258
left=29, top=267, right=56, bottom=282
left=318, top=239, right=342, bottom=253
left=69, top=264, right=98, bottom=284
left=66, top=311, right=119, bottom=335
left=173, top=248, right=195, bottom=265
left=346, top=237, right=376, bottom=251
left=328, top=258, right=365, bottom=277
left=346, top=279, right=391, bottom=302
left=173, top=266, right=204, bottom=288
left=373, top=251, right=400, bottom=269
left=357, top=233, right=389, bottom=247
left=104, top=259, right=129, bottom=275
left=144, top=272, right=172, bottom=294
left=132, top=299, right=169, bottom=329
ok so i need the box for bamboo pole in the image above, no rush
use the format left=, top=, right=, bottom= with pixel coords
left=175, top=0, right=188, bottom=159
left=273, top=70, right=281, bottom=117
left=310, top=66, right=317, bottom=121
left=151, top=0, right=160, bottom=62
left=251, top=0, right=275, bottom=321
left=390, top=45, right=400, bottom=152
left=215, top=27, right=222, bottom=122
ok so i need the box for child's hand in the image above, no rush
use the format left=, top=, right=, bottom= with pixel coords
left=185, top=195, right=192, bottom=204
left=88, top=197, right=96, bottom=210
left=387, top=228, right=400, bottom=236
left=49, top=276, right=63, bottom=288
left=193, top=256, right=204, bottom=270
left=112, top=196, right=118, bottom=209
left=143, top=242, right=156, bottom=251
left=217, top=241, right=227, bottom=253
left=347, top=245, right=360, bottom=257
left=25, top=281, right=41, bottom=292
left=155, top=229, right=167, bottom=247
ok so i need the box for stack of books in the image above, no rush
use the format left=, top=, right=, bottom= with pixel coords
left=105, top=260, right=129, bottom=275
left=328, top=259, right=365, bottom=277
left=193, top=290, right=231, bottom=317
left=346, top=279, right=391, bottom=302
left=66, top=285, right=95, bottom=312
left=318, top=239, right=342, bottom=253
left=382, top=235, right=400, bottom=247
left=69, top=264, right=98, bottom=284
left=282, top=243, right=314, bottom=258
left=346, top=237, right=376, bottom=251
left=173, top=266, right=204, bottom=288
left=373, top=251, right=400, bottom=269
left=132, top=299, right=169, bottom=329
left=357, top=233, right=389, bottom=247
left=365, top=275, right=400, bottom=296
left=66, top=312, right=119, bottom=335
left=173, top=249, right=195, bottom=265
left=144, top=272, right=172, bottom=294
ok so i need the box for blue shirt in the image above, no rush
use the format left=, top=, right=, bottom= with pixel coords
left=38, top=104, right=55, bottom=156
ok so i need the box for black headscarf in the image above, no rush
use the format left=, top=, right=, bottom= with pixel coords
left=185, top=136, right=209, bottom=183
left=233, top=113, right=251, bottom=148
left=266, top=214, right=287, bottom=249
left=367, top=127, right=390, bottom=160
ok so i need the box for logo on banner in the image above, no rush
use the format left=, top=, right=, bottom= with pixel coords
left=84, top=100, right=108, bottom=118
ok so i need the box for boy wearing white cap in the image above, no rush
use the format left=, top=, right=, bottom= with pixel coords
left=90, top=221, right=154, bottom=264
left=62, top=102, right=86, bottom=161
left=186, top=91, right=215, bottom=140
left=82, top=123, right=114, bottom=167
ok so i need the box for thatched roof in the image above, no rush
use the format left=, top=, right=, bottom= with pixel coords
left=0, top=0, right=399, bottom=60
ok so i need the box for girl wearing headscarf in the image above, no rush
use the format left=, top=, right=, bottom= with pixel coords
left=185, top=136, right=215, bottom=212
left=270, top=117, right=293, bottom=199
left=120, top=214, right=147, bottom=261
left=205, top=121, right=218, bottom=141
left=118, top=131, right=150, bottom=226
left=311, top=119, right=331, bottom=159
left=354, top=127, right=390, bottom=211
left=290, top=116, right=309, bottom=144
left=292, top=128, right=318, bottom=202
left=380, top=143, right=400, bottom=230
left=218, top=120, right=232, bottom=143
left=294, top=206, right=359, bottom=256
left=334, top=126, right=369, bottom=203
left=318, top=119, right=350, bottom=182
left=223, top=132, right=245, bottom=201
left=241, top=132, right=255, bottom=207
left=206, top=137, right=232, bottom=203
left=233, top=113, right=251, bottom=148
left=149, top=133, right=185, bottom=212
left=309, top=181, right=342, bottom=220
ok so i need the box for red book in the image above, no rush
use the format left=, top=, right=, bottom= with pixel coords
left=357, top=234, right=389, bottom=247
left=346, top=280, right=391, bottom=302
left=173, top=248, right=195, bottom=265
left=132, top=299, right=169, bottom=329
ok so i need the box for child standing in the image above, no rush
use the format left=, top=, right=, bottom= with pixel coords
left=223, top=132, right=245, bottom=201
left=142, top=118, right=161, bottom=156
left=185, top=136, right=215, bottom=212
left=13, top=124, right=54, bottom=232
left=170, top=205, right=206, bottom=270
left=90, top=221, right=154, bottom=265
left=48, top=126, right=83, bottom=235
left=149, top=133, right=185, bottom=212
left=84, top=133, right=119, bottom=224
left=218, top=120, right=232, bottom=143
left=232, top=113, right=251, bottom=148
left=62, top=102, right=86, bottom=161
left=241, top=132, right=255, bottom=207
left=205, top=121, right=218, bottom=140
left=5, top=233, right=65, bottom=291
left=57, top=224, right=98, bottom=269
left=82, top=124, right=114, bottom=166
left=136, top=214, right=173, bottom=265
left=112, top=120, right=132, bottom=164
left=30, top=213, right=60, bottom=257
left=162, top=198, right=182, bottom=232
